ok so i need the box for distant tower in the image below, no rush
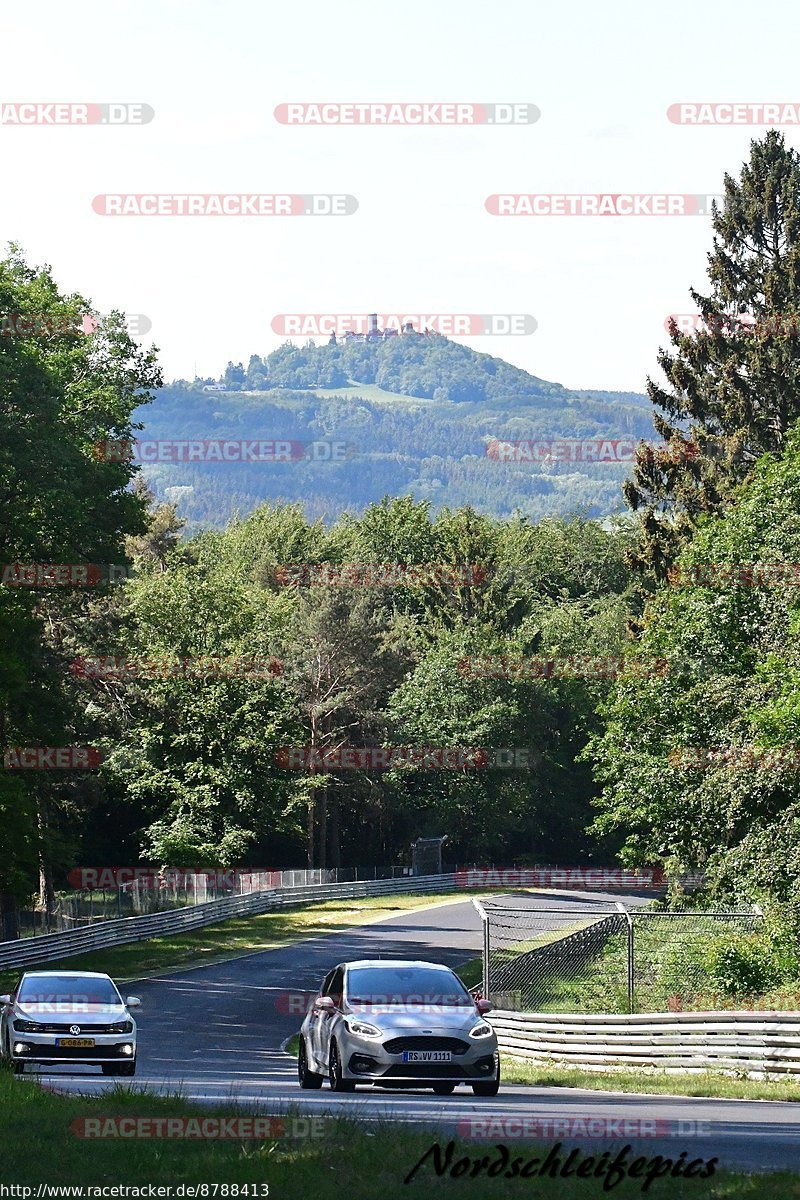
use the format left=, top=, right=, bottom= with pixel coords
left=368, top=312, right=379, bottom=337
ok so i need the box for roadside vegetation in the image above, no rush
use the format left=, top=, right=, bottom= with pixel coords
left=0, top=1069, right=796, bottom=1197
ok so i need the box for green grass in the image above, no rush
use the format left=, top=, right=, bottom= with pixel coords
left=500, top=1059, right=800, bottom=1101
left=0, top=1069, right=795, bottom=1196
left=311, top=383, right=434, bottom=405
left=0, top=892, right=483, bottom=992
left=456, top=956, right=483, bottom=990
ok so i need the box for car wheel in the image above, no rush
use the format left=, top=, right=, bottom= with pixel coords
left=471, top=1060, right=500, bottom=1097
left=328, top=1041, right=355, bottom=1092
left=298, top=1038, right=324, bottom=1089
left=432, top=1083, right=455, bottom=1095
left=102, top=1062, right=136, bottom=1077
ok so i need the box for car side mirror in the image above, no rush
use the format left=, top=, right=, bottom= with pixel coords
left=476, top=998, right=492, bottom=1015
left=0, top=995, right=11, bottom=1006
left=315, top=995, right=335, bottom=1012
left=125, top=996, right=142, bottom=1008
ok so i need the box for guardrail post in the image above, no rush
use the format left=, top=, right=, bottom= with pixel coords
left=616, top=902, right=634, bottom=1013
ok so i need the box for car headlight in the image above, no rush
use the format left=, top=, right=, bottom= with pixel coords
left=13, top=1020, right=45, bottom=1033
left=108, top=1020, right=134, bottom=1034
left=469, top=1022, right=493, bottom=1038
left=346, top=1019, right=382, bottom=1038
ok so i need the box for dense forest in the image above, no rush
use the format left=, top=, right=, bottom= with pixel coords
left=3, top=135, right=800, bottom=1000
left=136, top=347, right=654, bottom=529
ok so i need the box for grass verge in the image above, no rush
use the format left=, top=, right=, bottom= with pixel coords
left=500, top=1059, right=800, bottom=1101
left=0, top=1069, right=797, bottom=1196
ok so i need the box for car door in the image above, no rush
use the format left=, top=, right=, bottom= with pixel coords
left=312, top=965, right=344, bottom=1069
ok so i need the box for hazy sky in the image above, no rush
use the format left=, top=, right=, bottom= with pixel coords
left=3, top=0, right=799, bottom=391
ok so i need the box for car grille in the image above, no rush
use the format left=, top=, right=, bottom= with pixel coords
left=382, top=1064, right=467, bottom=1078
left=16, top=1023, right=131, bottom=1034
left=382, top=1036, right=469, bottom=1055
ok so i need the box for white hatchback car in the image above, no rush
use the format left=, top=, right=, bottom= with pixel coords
left=299, top=959, right=499, bottom=1094
left=0, top=970, right=140, bottom=1075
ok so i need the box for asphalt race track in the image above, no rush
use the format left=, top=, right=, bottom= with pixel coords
left=21, top=890, right=800, bottom=1174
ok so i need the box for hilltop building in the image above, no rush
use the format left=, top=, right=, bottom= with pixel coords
left=328, top=313, right=429, bottom=345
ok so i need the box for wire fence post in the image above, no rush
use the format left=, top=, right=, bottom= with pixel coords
left=615, top=902, right=634, bottom=1013
left=472, top=898, right=489, bottom=1000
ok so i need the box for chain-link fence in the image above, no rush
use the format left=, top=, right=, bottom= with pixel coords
left=474, top=899, right=763, bottom=1014
left=12, top=865, right=421, bottom=939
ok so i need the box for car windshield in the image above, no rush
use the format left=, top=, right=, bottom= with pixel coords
left=346, top=966, right=472, bottom=1007
left=17, top=975, right=122, bottom=1010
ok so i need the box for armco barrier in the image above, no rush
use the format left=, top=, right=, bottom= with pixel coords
left=0, top=873, right=457, bottom=971
left=490, top=1009, right=800, bottom=1076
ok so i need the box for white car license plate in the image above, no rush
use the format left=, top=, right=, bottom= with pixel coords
left=56, top=1038, right=95, bottom=1047
left=402, top=1050, right=451, bottom=1063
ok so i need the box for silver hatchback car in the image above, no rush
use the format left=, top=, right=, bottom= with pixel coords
left=298, top=959, right=499, bottom=1094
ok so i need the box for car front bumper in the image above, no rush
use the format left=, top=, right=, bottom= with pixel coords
left=10, top=1034, right=137, bottom=1065
left=343, top=1044, right=499, bottom=1084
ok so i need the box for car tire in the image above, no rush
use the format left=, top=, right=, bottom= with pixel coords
left=432, top=1083, right=456, bottom=1095
left=102, top=1062, right=136, bottom=1077
left=298, top=1038, right=324, bottom=1089
left=471, top=1060, right=500, bottom=1097
left=328, top=1041, right=355, bottom=1092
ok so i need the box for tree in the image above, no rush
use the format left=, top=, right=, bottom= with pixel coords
left=590, top=426, right=800, bottom=894
left=625, top=132, right=800, bottom=578
left=0, top=245, right=161, bottom=922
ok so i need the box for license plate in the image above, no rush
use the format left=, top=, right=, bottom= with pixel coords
left=55, top=1038, right=95, bottom=1048
left=402, top=1050, right=451, bottom=1063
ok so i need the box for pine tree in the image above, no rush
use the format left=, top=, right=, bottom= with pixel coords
left=626, top=131, right=800, bottom=578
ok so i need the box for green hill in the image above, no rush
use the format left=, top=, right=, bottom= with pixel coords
left=135, top=335, right=654, bottom=530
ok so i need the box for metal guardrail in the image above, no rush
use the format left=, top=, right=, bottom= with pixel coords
left=490, top=1009, right=800, bottom=1076
left=0, top=873, right=458, bottom=972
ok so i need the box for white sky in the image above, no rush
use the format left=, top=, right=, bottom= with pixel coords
left=2, top=0, right=798, bottom=392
